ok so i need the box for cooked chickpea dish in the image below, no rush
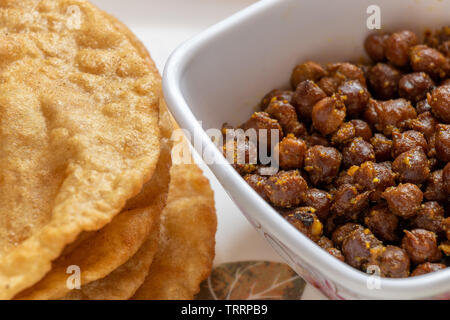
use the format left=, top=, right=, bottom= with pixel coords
left=223, top=27, right=450, bottom=278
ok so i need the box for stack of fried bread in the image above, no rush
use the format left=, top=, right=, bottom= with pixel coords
left=0, top=0, right=216, bottom=300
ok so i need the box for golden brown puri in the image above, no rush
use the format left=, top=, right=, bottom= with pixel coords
left=15, top=200, right=162, bottom=300
left=53, top=160, right=215, bottom=301
left=0, top=0, right=161, bottom=299
left=16, top=98, right=175, bottom=300
left=60, top=213, right=161, bottom=300
left=132, top=163, right=217, bottom=300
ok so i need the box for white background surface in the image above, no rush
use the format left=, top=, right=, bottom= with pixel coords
left=91, top=0, right=325, bottom=299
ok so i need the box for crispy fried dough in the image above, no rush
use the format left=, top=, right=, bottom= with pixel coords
left=16, top=99, right=174, bottom=300
left=39, top=103, right=177, bottom=301
left=124, top=101, right=174, bottom=211
left=58, top=163, right=216, bottom=301
left=54, top=161, right=216, bottom=301
left=42, top=14, right=216, bottom=300
left=15, top=199, right=163, bottom=300
left=0, top=0, right=162, bottom=299
left=61, top=214, right=161, bottom=300
left=131, top=163, right=217, bottom=300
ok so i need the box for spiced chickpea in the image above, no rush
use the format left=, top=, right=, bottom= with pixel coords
left=377, top=246, right=411, bottom=278
left=312, top=95, right=346, bottom=136
left=290, top=61, right=327, bottom=89
left=305, top=132, right=330, bottom=147
left=275, top=135, right=307, bottom=169
left=424, top=170, right=447, bottom=201
left=317, top=236, right=334, bottom=249
left=437, top=240, right=450, bottom=255
left=364, top=98, right=417, bottom=136
left=398, top=72, right=434, bottom=103
left=354, top=161, right=396, bottom=201
left=304, top=145, right=342, bottom=186
left=392, top=147, right=430, bottom=184
left=244, top=174, right=268, bottom=202
left=342, top=228, right=383, bottom=269
left=370, top=133, right=393, bottom=162
left=334, top=169, right=355, bottom=187
left=332, top=120, right=373, bottom=146
left=265, top=100, right=306, bottom=137
left=318, top=76, right=341, bottom=96
left=337, top=80, right=370, bottom=117
left=405, top=111, right=439, bottom=141
left=367, top=63, right=402, bottom=100
left=260, top=89, right=294, bottom=109
left=364, top=33, right=389, bottom=62
left=444, top=217, right=450, bottom=241
left=363, top=98, right=380, bottom=129
left=285, top=207, right=323, bottom=242
left=385, top=30, right=418, bottom=67
left=317, top=63, right=367, bottom=97
left=303, top=188, right=333, bottom=221
left=264, top=170, right=308, bottom=208
left=401, top=229, right=442, bottom=264
left=351, top=119, right=373, bottom=142
left=326, top=248, right=346, bottom=262
left=326, top=62, right=366, bottom=86
left=342, top=137, right=376, bottom=168
left=223, top=137, right=258, bottom=175
left=410, top=45, right=448, bottom=79
left=293, top=80, right=327, bottom=121
left=382, top=183, right=423, bottom=218
left=331, top=122, right=356, bottom=145
left=330, top=184, right=370, bottom=220
left=364, top=204, right=399, bottom=242
left=416, top=99, right=432, bottom=114
left=410, top=201, right=445, bottom=237
left=391, top=130, right=428, bottom=158
left=429, top=85, right=450, bottom=123
left=241, top=112, right=283, bottom=149
left=332, top=223, right=365, bottom=248
left=411, top=263, right=447, bottom=276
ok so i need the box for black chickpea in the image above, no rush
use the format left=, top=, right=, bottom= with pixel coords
left=225, top=26, right=450, bottom=278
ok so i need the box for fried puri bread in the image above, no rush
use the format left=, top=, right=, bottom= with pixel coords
left=16, top=99, right=175, bottom=300
left=131, top=163, right=217, bottom=300
left=51, top=161, right=216, bottom=300
left=25, top=117, right=213, bottom=300
left=57, top=163, right=216, bottom=301
left=15, top=199, right=163, bottom=300
left=43, top=13, right=216, bottom=300
left=60, top=216, right=161, bottom=300
left=0, top=0, right=162, bottom=299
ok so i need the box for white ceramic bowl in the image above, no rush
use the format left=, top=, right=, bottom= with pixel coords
left=163, top=0, right=450, bottom=299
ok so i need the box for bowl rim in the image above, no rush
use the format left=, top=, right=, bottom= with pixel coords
left=162, top=0, right=450, bottom=299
